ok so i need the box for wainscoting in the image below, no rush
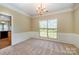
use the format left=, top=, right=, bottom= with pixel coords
left=12, top=32, right=31, bottom=45
left=12, top=32, right=79, bottom=48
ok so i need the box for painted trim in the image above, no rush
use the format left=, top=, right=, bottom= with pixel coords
left=42, top=8, right=73, bottom=16
left=12, top=32, right=79, bottom=48
left=32, top=8, right=74, bottom=17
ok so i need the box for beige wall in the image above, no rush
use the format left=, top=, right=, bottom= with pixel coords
left=31, top=4, right=79, bottom=34
left=31, top=11, right=74, bottom=33
left=1, top=4, right=79, bottom=34
left=74, top=4, right=79, bottom=34
left=0, top=5, right=31, bottom=33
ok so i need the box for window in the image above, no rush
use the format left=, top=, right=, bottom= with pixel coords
left=4, top=24, right=8, bottom=31
left=0, top=24, right=2, bottom=31
left=0, top=23, right=8, bottom=31
left=39, top=19, right=57, bottom=39
left=39, top=20, right=47, bottom=37
left=0, top=14, right=11, bottom=31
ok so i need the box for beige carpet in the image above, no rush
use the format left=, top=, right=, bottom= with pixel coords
left=0, top=38, right=79, bottom=55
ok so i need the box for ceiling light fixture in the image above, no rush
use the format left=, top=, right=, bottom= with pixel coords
left=36, top=3, right=48, bottom=15
left=1, top=21, right=5, bottom=24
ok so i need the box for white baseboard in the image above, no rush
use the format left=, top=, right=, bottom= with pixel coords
left=12, top=32, right=79, bottom=48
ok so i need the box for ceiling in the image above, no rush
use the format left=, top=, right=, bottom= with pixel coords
left=0, top=14, right=11, bottom=21
left=0, top=3, right=74, bottom=16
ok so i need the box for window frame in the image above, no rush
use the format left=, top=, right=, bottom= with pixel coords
left=39, top=19, right=58, bottom=39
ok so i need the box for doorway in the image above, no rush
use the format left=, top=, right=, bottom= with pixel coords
left=0, top=13, right=12, bottom=49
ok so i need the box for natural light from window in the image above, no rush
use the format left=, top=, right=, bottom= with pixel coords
left=39, top=19, right=57, bottom=39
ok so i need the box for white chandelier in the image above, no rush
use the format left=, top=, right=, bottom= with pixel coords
left=36, top=3, right=47, bottom=15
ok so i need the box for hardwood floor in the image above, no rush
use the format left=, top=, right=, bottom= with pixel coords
left=0, top=38, right=10, bottom=49
left=0, top=38, right=79, bottom=55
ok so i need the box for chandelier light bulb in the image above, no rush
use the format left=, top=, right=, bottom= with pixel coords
left=36, top=3, right=47, bottom=15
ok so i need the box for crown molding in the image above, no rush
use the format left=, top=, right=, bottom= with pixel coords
left=0, top=4, right=76, bottom=18
left=32, top=8, right=74, bottom=18
left=0, top=4, right=30, bottom=17
left=44, top=8, right=73, bottom=16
